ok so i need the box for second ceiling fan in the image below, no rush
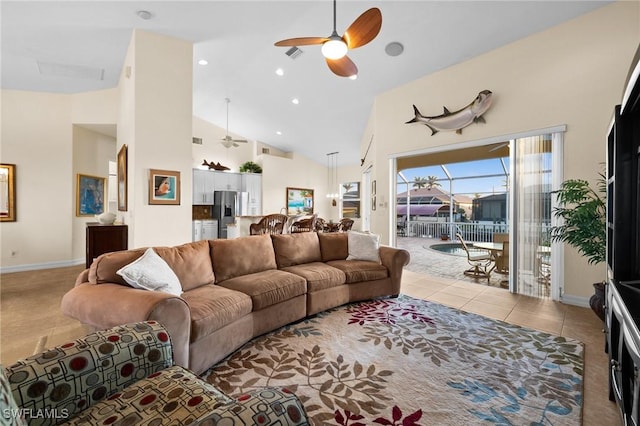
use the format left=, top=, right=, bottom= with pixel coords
left=221, top=98, right=248, bottom=148
left=274, top=0, right=382, bottom=78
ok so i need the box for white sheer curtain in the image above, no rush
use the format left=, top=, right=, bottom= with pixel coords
left=513, top=134, right=553, bottom=298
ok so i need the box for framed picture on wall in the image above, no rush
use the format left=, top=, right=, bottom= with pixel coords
left=286, top=187, right=314, bottom=215
left=0, top=164, right=16, bottom=222
left=149, top=169, right=181, bottom=205
left=76, top=173, right=106, bottom=216
left=117, top=144, right=128, bottom=211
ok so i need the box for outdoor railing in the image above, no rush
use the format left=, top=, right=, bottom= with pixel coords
left=397, top=221, right=551, bottom=243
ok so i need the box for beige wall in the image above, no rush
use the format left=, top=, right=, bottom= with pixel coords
left=118, top=30, right=193, bottom=249
left=366, top=2, right=640, bottom=300
left=71, top=126, right=117, bottom=262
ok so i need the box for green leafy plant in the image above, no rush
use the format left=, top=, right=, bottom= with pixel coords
left=239, top=161, right=262, bottom=173
left=550, top=173, right=606, bottom=265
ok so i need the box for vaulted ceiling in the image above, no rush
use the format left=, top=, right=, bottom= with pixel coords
left=1, top=1, right=610, bottom=165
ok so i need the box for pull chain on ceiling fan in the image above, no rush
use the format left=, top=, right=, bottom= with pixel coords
left=221, top=98, right=248, bottom=148
left=274, top=0, right=382, bottom=78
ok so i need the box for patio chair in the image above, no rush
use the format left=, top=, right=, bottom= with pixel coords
left=494, top=240, right=510, bottom=274
left=249, top=214, right=288, bottom=235
left=456, top=232, right=493, bottom=281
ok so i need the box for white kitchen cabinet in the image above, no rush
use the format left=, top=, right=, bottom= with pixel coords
left=214, top=171, right=241, bottom=192
left=241, top=173, right=262, bottom=216
left=192, top=169, right=215, bottom=205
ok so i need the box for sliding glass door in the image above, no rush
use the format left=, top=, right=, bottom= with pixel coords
left=511, top=133, right=560, bottom=299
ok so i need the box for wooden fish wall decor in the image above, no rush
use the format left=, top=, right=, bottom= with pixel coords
left=406, top=90, right=493, bottom=135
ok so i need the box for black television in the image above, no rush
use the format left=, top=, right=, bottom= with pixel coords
left=607, top=43, right=640, bottom=283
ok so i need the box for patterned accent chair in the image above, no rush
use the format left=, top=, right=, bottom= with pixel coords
left=290, top=214, right=317, bottom=233
left=249, top=214, right=288, bottom=236
left=0, top=322, right=308, bottom=426
left=339, top=218, right=354, bottom=232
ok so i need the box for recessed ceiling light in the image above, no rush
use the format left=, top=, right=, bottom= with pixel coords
left=292, top=98, right=299, bottom=105
left=275, top=68, right=284, bottom=76
left=136, top=10, right=153, bottom=20
left=198, top=59, right=208, bottom=66
left=276, top=131, right=282, bottom=135
left=385, top=41, right=404, bottom=57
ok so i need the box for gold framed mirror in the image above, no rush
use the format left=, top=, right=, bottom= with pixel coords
left=0, top=164, right=16, bottom=222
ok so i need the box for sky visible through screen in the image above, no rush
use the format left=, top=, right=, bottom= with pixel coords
left=397, top=157, right=510, bottom=197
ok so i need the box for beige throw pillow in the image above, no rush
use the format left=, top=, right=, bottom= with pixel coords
left=346, top=231, right=381, bottom=263
left=116, top=248, right=182, bottom=296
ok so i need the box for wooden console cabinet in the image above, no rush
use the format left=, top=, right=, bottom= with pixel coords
left=86, top=223, right=128, bottom=268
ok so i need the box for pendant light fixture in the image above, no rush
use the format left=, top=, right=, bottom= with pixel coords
left=326, top=152, right=339, bottom=206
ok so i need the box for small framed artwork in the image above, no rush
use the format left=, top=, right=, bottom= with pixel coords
left=117, top=145, right=128, bottom=211
left=149, top=169, right=180, bottom=205
left=286, top=187, right=314, bottom=215
left=0, top=163, right=16, bottom=222
left=77, top=173, right=106, bottom=216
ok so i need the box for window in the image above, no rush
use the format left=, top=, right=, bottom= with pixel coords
left=341, top=182, right=360, bottom=218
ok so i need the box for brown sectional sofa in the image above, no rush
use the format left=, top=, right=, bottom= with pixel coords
left=61, top=231, right=410, bottom=375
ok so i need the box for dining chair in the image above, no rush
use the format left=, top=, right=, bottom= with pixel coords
left=290, top=214, right=318, bottom=233
left=456, top=232, right=493, bottom=281
left=339, top=218, right=354, bottom=232
left=249, top=214, right=288, bottom=235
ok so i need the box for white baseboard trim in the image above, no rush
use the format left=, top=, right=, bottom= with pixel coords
left=560, top=293, right=590, bottom=308
left=0, top=258, right=84, bottom=274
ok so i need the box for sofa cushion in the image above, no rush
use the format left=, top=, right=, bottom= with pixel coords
left=155, top=240, right=215, bottom=291
left=181, top=285, right=252, bottom=343
left=346, top=231, right=381, bottom=263
left=65, top=365, right=232, bottom=425
left=325, top=260, right=389, bottom=283
left=282, top=262, right=346, bottom=292
left=211, top=235, right=277, bottom=283
left=318, top=232, right=349, bottom=261
left=271, top=232, right=322, bottom=268
left=116, top=248, right=182, bottom=296
left=218, top=270, right=306, bottom=311
left=89, top=248, right=146, bottom=285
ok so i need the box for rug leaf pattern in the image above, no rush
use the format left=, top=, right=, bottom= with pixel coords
left=203, top=295, right=583, bottom=425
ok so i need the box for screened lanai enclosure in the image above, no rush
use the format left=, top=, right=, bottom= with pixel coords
left=394, top=134, right=559, bottom=300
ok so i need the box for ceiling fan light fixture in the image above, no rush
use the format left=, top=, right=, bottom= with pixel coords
left=321, top=38, right=348, bottom=60
left=349, top=74, right=358, bottom=80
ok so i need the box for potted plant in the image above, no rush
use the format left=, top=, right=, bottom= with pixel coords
left=550, top=172, right=606, bottom=319
left=239, top=161, right=262, bottom=174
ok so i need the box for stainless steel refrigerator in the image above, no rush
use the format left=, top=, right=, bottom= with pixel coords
left=212, top=191, right=248, bottom=239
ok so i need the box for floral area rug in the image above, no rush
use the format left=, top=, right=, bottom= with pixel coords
left=202, top=295, right=583, bottom=425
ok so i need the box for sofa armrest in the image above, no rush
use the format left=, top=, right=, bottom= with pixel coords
left=4, top=322, right=172, bottom=425
left=61, top=283, right=191, bottom=369
left=379, top=245, right=411, bottom=294
left=195, top=387, right=309, bottom=425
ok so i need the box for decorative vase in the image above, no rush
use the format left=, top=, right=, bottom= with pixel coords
left=96, top=211, right=116, bottom=225
left=589, top=282, right=606, bottom=321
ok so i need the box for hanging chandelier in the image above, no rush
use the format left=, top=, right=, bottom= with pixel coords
left=326, top=152, right=339, bottom=206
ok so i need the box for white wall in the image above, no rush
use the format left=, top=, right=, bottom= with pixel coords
left=192, top=116, right=254, bottom=172
left=366, top=2, right=640, bottom=299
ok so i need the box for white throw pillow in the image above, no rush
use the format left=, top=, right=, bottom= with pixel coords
left=116, top=248, right=182, bottom=296
left=346, top=231, right=381, bottom=263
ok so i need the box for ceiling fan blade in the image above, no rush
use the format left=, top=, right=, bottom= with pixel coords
left=233, top=139, right=248, bottom=143
left=343, top=8, right=382, bottom=49
left=274, top=37, right=328, bottom=47
left=326, top=55, right=358, bottom=77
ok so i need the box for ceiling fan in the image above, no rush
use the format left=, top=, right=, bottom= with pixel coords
left=221, top=98, right=248, bottom=148
left=274, top=0, right=382, bottom=78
